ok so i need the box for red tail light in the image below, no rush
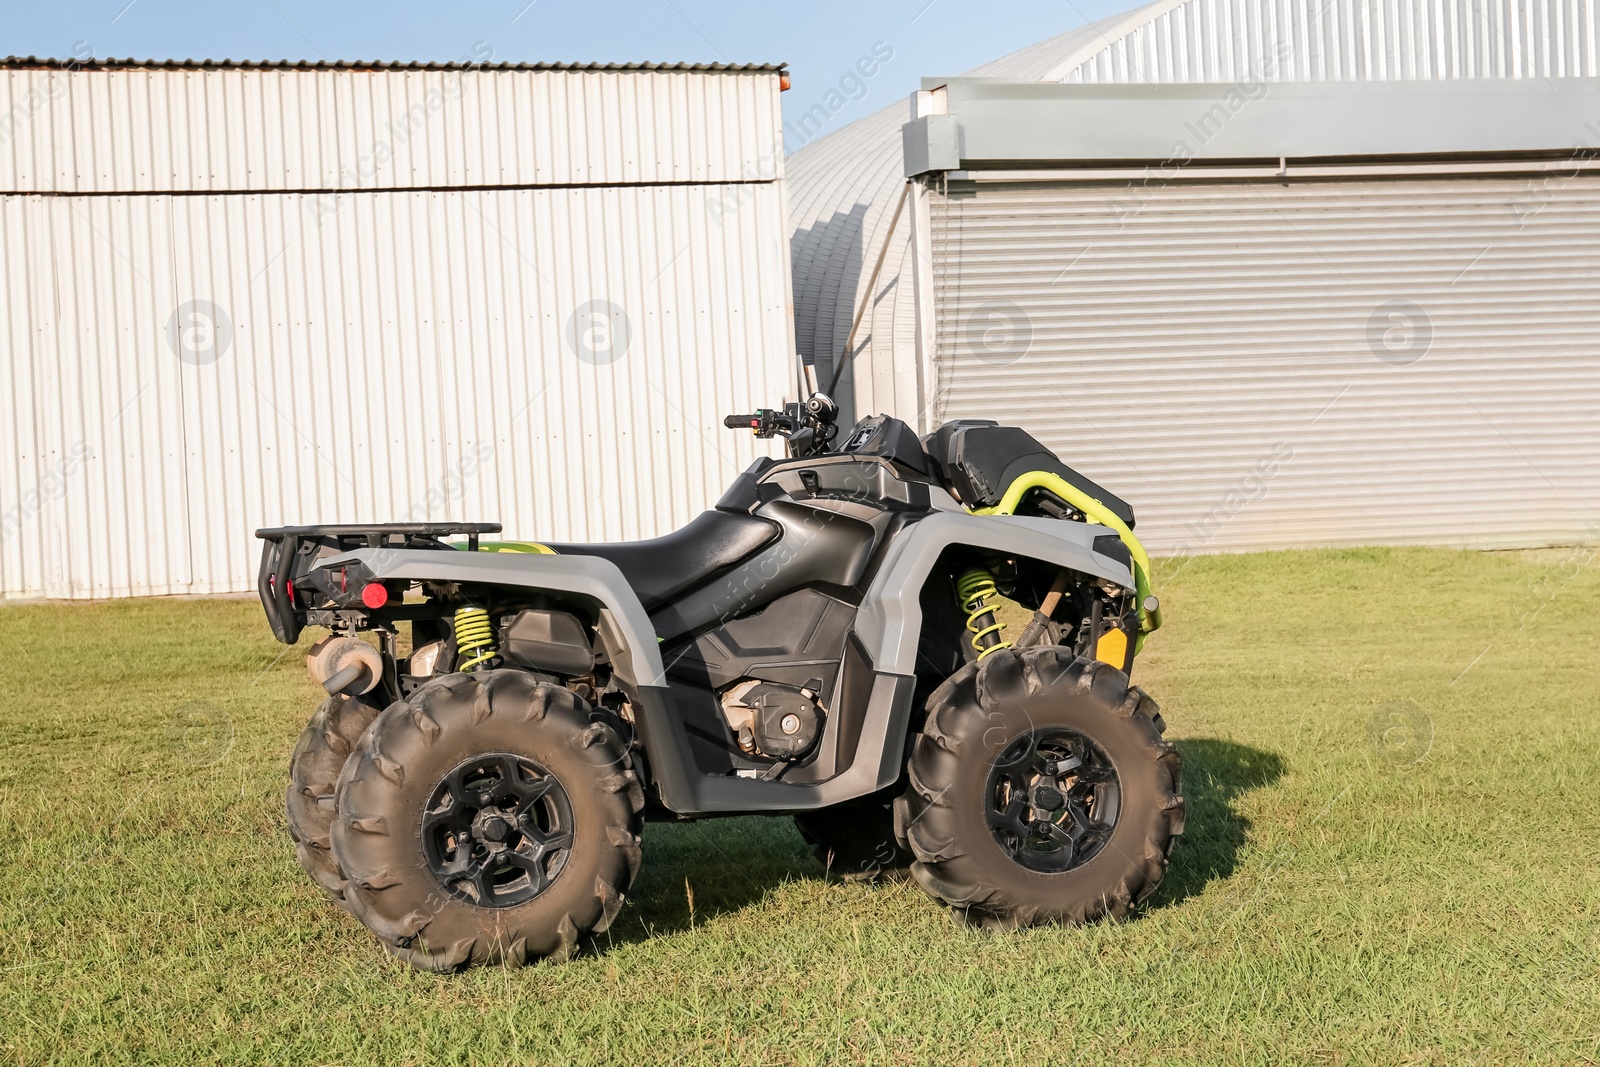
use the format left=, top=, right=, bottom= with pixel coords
left=361, top=582, right=389, bottom=609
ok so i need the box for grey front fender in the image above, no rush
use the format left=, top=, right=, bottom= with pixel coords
left=324, top=548, right=667, bottom=688
left=855, top=512, right=1135, bottom=676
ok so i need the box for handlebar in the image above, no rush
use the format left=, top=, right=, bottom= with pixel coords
left=723, top=393, right=838, bottom=457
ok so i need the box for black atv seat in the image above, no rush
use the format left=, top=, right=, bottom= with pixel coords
left=549, top=510, right=779, bottom=612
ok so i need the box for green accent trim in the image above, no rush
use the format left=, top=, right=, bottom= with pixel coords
left=973, top=471, right=1160, bottom=648
left=449, top=541, right=558, bottom=555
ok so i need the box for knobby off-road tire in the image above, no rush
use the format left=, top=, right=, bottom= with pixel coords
left=331, top=670, right=644, bottom=971
left=794, top=803, right=913, bottom=883
left=285, top=693, right=383, bottom=908
left=898, top=647, right=1184, bottom=931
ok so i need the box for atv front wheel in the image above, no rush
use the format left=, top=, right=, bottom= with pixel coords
left=285, top=693, right=382, bottom=908
left=898, top=647, right=1183, bottom=930
left=331, top=671, right=644, bottom=971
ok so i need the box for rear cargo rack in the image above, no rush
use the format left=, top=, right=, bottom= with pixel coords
left=256, top=522, right=502, bottom=643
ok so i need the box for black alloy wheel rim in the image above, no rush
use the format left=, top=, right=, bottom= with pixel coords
left=421, top=753, right=575, bottom=908
left=985, top=728, right=1121, bottom=873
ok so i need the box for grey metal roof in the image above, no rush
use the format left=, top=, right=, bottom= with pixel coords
left=0, top=56, right=785, bottom=74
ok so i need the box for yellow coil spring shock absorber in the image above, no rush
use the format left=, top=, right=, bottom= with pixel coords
left=956, top=568, right=1013, bottom=660
left=453, top=606, right=498, bottom=672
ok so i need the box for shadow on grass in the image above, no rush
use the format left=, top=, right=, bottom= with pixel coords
left=602, top=814, right=819, bottom=943
left=598, top=736, right=1284, bottom=947
left=1152, top=738, right=1286, bottom=907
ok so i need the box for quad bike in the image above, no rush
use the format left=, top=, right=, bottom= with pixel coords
left=260, top=395, right=1183, bottom=971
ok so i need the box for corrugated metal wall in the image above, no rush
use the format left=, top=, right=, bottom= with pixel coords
left=0, top=66, right=794, bottom=599
left=786, top=19, right=1126, bottom=425
left=791, top=0, right=1600, bottom=451
left=1063, top=0, right=1600, bottom=83
left=930, top=177, right=1600, bottom=552
left=0, top=66, right=785, bottom=191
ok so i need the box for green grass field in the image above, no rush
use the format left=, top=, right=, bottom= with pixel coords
left=2, top=546, right=1597, bottom=1066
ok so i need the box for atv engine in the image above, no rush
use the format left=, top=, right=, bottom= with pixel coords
left=720, top=680, right=823, bottom=759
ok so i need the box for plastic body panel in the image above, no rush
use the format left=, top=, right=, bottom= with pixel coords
left=667, top=587, right=857, bottom=698
left=322, top=548, right=670, bottom=690
left=499, top=609, right=595, bottom=676
left=853, top=511, right=1136, bottom=676
left=313, top=476, right=1136, bottom=818
left=648, top=499, right=879, bottom=643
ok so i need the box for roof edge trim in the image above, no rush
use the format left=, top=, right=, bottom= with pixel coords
left=0, top=56, right=787, bottom=74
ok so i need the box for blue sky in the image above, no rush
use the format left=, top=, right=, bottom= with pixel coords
left=8, top=0, right=1139, bottom=148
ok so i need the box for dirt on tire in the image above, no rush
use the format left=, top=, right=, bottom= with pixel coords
left=285, top=692, right=383, bottom=908
left=330, top=670, right=644, bottom=971
left=896, top=646, right=1184, bottom=931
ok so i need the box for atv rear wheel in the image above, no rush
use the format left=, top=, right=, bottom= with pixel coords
left=794, top=803, right=913, bottom=883
left=285, top=693, right=382, bottom=908
left=898, top=647, right=1183, bottom=931
left=331, top=670, right=644, bottom=971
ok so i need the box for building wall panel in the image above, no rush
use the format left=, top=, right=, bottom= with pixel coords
left=0, top=181, right=792, bottom=599
left=0, top=66, right=785, bottom=193
left=930, top=176, right=1600, bottom=553
left=785, top=22, right=1118, bottom=424
left=0, top=64, right=793, bottom=600
left=790, top=0, right=1600, bottom=476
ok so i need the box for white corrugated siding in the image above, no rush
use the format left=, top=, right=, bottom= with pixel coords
left=0, top=66, right=794, bottom=600
left=1063, top=0, right=1600, bottom=83
left=929, top=177, right=1600, bottom=552
left=0, top=67, right=784, bottom=192
left=786, top=18, right=1135, bottom=424
left=792, top=0, right=1600, bottom=427
left=790, top=0, right=1600, bottom=550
